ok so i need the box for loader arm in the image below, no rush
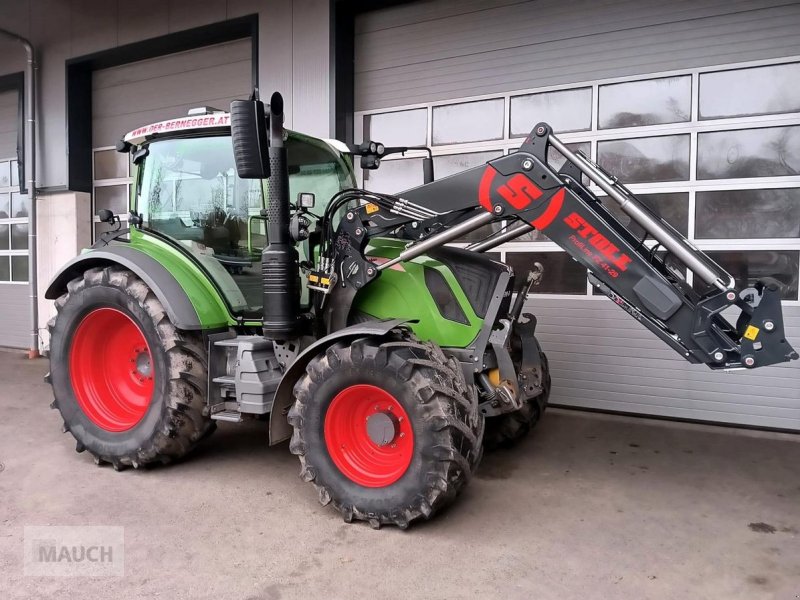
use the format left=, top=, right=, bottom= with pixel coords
left=315, top=123, right=797, bottom=371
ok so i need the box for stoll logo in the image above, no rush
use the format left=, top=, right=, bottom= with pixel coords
left=23, top=526, right=124, bottom=576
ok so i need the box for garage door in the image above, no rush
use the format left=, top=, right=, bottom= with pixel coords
left=354, top=0, right=800, bottom=430
left=0, top=88, right=31, bottom=348
left=91, top=39, right=252, bottom=240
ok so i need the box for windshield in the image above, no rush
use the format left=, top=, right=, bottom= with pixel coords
left=137, top=133, right=353, bottom=315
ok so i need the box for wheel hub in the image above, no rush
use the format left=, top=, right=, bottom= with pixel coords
left=134, top=350, right=152, bottom=378
left=69, top=307, right=154, bottom=432
left=324, top=384, right=414, bottom=488
left=365, top=411, right=398, bottom=446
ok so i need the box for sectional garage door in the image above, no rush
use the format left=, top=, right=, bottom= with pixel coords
left=91, top=39, right=252, bottom=239
left=354, top=0, right=800, bottom=429
left=0, top=88, right=31, bottom=348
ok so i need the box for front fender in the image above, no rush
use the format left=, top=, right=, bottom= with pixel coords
left=269, top=319, right=409, bottom=445
left=45, top=245, right=230, bottom=330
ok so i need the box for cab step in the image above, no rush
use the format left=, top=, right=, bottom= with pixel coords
left=211, top=410, right=243, bottom=423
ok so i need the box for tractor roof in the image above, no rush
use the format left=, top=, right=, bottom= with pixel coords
left=121, top=108, right=351, bottom=155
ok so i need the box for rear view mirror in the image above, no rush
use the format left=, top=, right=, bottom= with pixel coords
left=230, top=99, right=270, bottom=179
left=423, top=156, right=435, bottom=184
left=247, top=215, right=268, bottom=253
left=98, top=209, right=115, bottom=224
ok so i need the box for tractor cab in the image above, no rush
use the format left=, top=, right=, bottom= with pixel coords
left=120, top=110, right=356, bottom=317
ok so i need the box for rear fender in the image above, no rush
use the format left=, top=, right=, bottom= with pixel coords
left=45, top=246, right=231, bottom=330
left=269, top=319, right=409, bottom=445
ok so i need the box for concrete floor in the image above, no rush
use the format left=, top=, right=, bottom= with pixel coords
left=0, top=350, right=798, bottom=600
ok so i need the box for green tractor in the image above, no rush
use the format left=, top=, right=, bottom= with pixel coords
left=45, top=92, right=796, bottom=528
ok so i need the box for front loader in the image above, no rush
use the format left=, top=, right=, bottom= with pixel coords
left=44, top=92, right=797, bottom=528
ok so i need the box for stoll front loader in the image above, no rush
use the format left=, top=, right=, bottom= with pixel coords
left=45, top=92, right=797, bottom=528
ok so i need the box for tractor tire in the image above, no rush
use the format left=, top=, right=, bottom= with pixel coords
left=483, top=352, right=551, bottom=451
left=288, top=334, right=484, bottom=529
left=47, top=265, right=214, bottom=469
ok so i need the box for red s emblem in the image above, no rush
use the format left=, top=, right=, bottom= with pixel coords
left=478, top=166, right=563, bottom=231
left=497, top=174, right=542, bottom=209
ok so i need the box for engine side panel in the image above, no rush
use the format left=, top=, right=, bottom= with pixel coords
left=353, top=238, right=506, bottom=349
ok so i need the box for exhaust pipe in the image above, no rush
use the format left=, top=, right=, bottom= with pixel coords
left=261, top=92, right=300, bottom=340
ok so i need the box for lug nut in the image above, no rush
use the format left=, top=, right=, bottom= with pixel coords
left=713, top=351, right=724, bottom=361
left=493, top=205, right=503, bottom=214
left=744, top=356, right=755, bottom=367
left=346, top=212, right=354, bottom=221
left=522, top=159, right=533, bottom=171
left=726, top=291, right=736, bottom=302
left=764, top=321, right=775, bottom=331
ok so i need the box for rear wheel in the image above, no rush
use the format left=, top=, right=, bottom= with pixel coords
left=48, top=266, right=214, bottom=469
left=483, top=351, right=550, bottom=450
left=289, top=335, right=483, bottom=528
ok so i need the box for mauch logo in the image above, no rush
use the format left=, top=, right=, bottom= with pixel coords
left=35, top=542, right=114, bottom=563
left=24, top=526, right=124, bottom=577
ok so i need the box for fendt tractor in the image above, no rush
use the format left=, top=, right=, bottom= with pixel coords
left=45, top=92, right=797, bottom=528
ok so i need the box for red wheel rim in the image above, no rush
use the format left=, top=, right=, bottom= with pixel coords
left=69, top=307, right=154, bottom=432
left=324, top=384, right=414, bottom=487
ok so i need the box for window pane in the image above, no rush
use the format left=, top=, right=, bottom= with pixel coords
left=0, top=224, right=8, bottom=250
left=696, top=189, right=800, bottom=239
left=10, top=159, right=18, bottom=187
left=364, top=158, right=423, bottom=194
left=364, top=109, right=427, bottom=147
left=94, top=149, right=128, bottom=180
left=0, top=256, right=8, bottom=281
left=454, top=221, right=503, bottom=243
left=11, top=223, right=27, bottom=249
left=599, top=76, right=691, bottom=129
left=0, top=161, right=9, bottom=188
left=11, top=192, right=29, bottom=218
left=599, top=192, right=689, bottom=237
left=510, top=88, right=592, bottom=136
left=693, top=250, right=799, bottom=301
left=700, top=63, right=800, bottom=119
left=433, top=99, right=504, bottom=145
left=95, top=185, right=128, bottom=214
left=0, top=192, right=8, bottom=216
left=11, top=255, right=27, bottom=282
left=505, top=252, right=586, bottom=294
left=547, top=141, right=591, bottom=172
left=433, top=151, right=502, bottom=179
left=697, top=126, right=800, bottom=179
left=598, top=135, right=689, bottom=183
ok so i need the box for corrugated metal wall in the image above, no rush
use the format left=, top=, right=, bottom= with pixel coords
left=92, top=39, right=252, bottom=147
left=0, top=285, right=31, bottom=348
left=529, top=297, right=799, bottom=430
left=0, top=90, right=17, bottom=159
left=355, top=0, right=800, bottom=111
left=355, top=0, right=800, bottom=429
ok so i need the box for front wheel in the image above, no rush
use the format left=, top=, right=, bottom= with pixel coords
left=288, top=335, right=484, bottom=528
